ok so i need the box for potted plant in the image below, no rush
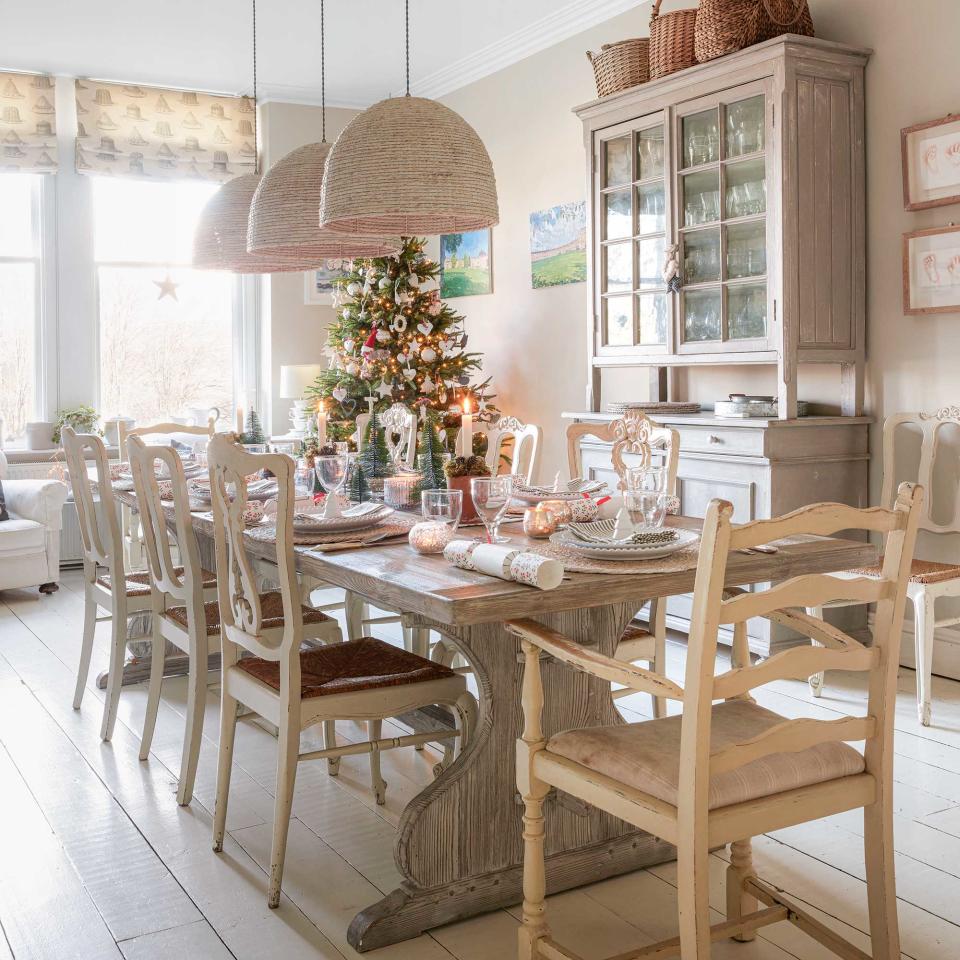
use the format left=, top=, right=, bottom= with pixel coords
left=52, top=406, right=101, bottom=445
left=443, top=455, right=491, bottom=525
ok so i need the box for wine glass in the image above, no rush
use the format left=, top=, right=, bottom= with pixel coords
left=470, top=476, right=513, bottom=544
left=314, top=454, right=350, bottom=518
left=421, top=488, right=463, bottom=531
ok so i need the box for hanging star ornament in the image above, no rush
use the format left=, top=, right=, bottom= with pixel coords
left=376, top=379, right=395, bottom=399
left=153, top=273, right=179, bottom=301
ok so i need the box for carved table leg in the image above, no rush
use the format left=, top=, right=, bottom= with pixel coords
left=347, top=601, right=676, bottom=951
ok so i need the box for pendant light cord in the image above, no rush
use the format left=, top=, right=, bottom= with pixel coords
left=405, top=0, right=411, bottom=96
left=252, top=0, right=258, bottom=172
left=320, top=0, right=326, bottom=141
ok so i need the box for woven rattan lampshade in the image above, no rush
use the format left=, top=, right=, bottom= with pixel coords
left=319, top=96, right=499, bottom=236
left=193, top=174, right=312, bottom=273
left=247, top=142, right=402, bottom=260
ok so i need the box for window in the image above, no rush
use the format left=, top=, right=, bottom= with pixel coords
left=0, top=174, right=43, bottom=444
left=93, top=178, right=247, bottom=425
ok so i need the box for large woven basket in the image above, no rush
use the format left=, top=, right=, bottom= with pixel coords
left=649, top=0, right=699, bottom=80
left=745, top=0, right=814, bottom=44
left=586, top=39, right=650, bottom=97
left=695, top=0, right=756, bottom=62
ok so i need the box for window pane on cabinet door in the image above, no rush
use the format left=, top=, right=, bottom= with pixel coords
left=637, top=236, right=665, bottom=289
left=637, top=126, right=665, bottom=179
left=726, top=220, right=766, bottom=279
left=605, top=243, right=632, bottom=293
left=725, top=158, right=766, bottom=219
left=604, top=189, right=632, bottom=240
left=0, top=263, right=36, bottom=442
left=604, top=296, right=633, bottom=345
left=636, top=182, right=665, bottom=234
left=638, top=293, right=667, bottom=345
left=604, top=136, right=631, bottom=187
left=683, top=228, right=721, bottom=284
left=728, top=283, right=767, bottom=339
left=682, top=169, right=720, bottom=227
left=683, top=289, right=722, bottom=342
left=682, top=109, right=720, bottom=168
left=726, top=95, right=765, bottom=159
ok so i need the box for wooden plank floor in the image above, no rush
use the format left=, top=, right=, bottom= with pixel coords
left=2, top=571, right=959, bottom=959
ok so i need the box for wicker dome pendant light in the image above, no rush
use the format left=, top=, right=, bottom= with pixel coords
left=319, top=0, right=499, bottom=237
left=247, top=0, right=401, bottom=261
left=193, top=0, right=309, bottom=272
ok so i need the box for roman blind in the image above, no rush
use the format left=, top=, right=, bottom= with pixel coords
left=0, top=71, right=58, bottom=173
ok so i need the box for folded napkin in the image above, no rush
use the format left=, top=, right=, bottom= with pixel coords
left=443, top=540, right=564, bottom=591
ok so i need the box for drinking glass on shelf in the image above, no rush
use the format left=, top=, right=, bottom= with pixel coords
left=314, top=454, right=350, bottom=516
left=470, top=476, right=513, bottom=544
left=624, top=490, right=668, bottom=530
left=421, top=488, right=463, bottom=531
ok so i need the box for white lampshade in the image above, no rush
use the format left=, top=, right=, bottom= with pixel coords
left=278, top=364, right=323, bottom=399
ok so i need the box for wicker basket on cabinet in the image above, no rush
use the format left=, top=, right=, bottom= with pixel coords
left=694, top=0, right=756, bottom=62
left=586, top=39, right=650, bottom=97
left=649, top=0, right=698, bottom=79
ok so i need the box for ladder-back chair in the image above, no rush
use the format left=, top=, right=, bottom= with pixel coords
left=808, top=407, right=960, bottom=725
left=127, top=436, right=224, bottom=804
left=482, top=414, right=543, bottom=485
left=206, top=435, right=476, bottom=908
left=566, top=409, right=681, bottom=717
left=510, top=484, right=922, bottom=960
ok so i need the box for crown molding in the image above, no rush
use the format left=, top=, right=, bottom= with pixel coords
left=257, top=83, right=369, bottom=111
left=411, top=0, right=648, bottom=100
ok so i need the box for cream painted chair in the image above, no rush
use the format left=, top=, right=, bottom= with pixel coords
left=118, top=418, right=216, bottom=569
left=510, top=484, right=923, bottom=960
left=481, top=413, right=543, bottom=485
left=380, top=402, right=418, bottom=470
left=566, top=409, right=681, bottom=717
left=206, top=435, right=476, bottom=908
left=807, top=407, right=960, bottom=725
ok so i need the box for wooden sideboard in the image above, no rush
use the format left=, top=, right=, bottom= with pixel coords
left=564, top=410, right=871, bottom=655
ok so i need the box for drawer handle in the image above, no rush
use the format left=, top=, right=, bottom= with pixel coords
left=708, top=435, right=723, bottom=444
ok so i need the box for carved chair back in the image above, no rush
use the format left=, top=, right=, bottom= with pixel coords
left=484, top=415, right=543, bottom=484
left=61, top=427, right=122, bottom=574
left=380, top=403, right=418, bottom=470
left=680, top=485, right=922, bottom=817
left=566, top=409, right=680, bottom=493
left=126, top=435, right=204, bottom=607
left=118, top=417, right=216, bottom=462
left=207, top=434, right=300, bottom=663
left=881, top=407, right=960, bottom=536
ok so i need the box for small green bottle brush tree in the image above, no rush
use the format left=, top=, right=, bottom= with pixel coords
left=356, top=411, right=395, bottom=499
left=413, top=409, right=447, bottom=496
left=240, top=410, right=266, bottom=445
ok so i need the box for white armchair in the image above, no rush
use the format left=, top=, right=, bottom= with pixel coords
left=0, top=451, right=68, bottom=594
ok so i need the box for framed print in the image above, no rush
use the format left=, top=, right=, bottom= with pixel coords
left=529, top=201, right=587, bottom=288
left=902, top=113, right=960, bottom=211
left=903, top=224, right=960, bottom=315
left=304, top=258, right=352, bottom=305
left=439, top=229, right=492, bottom=297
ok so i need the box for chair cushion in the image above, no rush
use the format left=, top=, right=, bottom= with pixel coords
left=237, top=636, right=456, bottom=699
left=0, top=515, right=45, bottom=556
left=0, top=478, right=7, bottom=521
left=97, top=566, right=217, bottom=597
left=547, top=700, right=865, bottom=810
left=850, top=556, right=960, bottom=586
left=166, top=591, right=334, bottom=636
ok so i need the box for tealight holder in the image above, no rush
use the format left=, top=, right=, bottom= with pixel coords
left=522, top=505, right=558, bottom=539
left=409, top=520, right=456, bottom=555
left=540, top=498, right=573, bottom=526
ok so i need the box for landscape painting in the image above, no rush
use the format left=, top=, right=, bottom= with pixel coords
left=440, top=229, right=493, bottom=297
left=304, top=258, right=352, bottom=305
left=529, top=200, right=587, bottom=288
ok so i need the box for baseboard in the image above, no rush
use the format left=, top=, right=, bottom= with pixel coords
left=874, top=611, right=960, bottom=681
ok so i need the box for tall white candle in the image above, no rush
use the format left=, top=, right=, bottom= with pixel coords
left=460, top=395, right=474, bottom=457
left=316, top=400, right=328, bottom=446
left=236, top=404, right=244, bottom=435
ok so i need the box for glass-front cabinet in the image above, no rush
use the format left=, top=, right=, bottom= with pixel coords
left=579, top=37, right=869, bottom=418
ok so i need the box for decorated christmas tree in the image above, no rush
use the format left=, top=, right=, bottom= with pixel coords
left=309, top=238, right=496, bottom=439
left=413, top=409, right=447, bottom=496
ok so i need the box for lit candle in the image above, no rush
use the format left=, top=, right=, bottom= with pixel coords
left=409, top=520, right=456, bottom=555
left=523, top=504, right=558, bottom=539
left=459, top=395, right=474, bottom=457
left=316, top=400, right=328, bottom=446
left=540, top=498, right=573, bottom=526
left=384, top=473, right=420, bottom=508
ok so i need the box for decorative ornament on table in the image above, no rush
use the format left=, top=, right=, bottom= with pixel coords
left=356, top=411, right=396, bottom=499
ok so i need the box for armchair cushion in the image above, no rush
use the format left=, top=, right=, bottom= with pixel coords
left=0, top=516, right=46, bottom=557
left=2, top=479, right=68, bottom=530
left=0, top=479, right=7, bottom=521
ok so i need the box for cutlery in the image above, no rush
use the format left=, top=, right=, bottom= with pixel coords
left=308, top=532, right=408, bottom=552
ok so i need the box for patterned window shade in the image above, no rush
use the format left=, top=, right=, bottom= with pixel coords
left=74, top=79, right=257, bottom=183
left=0, top=71, right=58, bottom=173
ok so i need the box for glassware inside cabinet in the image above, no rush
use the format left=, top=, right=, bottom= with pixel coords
left=637, top=127, right=665, bottom=179
left=682, top=109, right=720, bottom=168
left=682, top=169, right=720, bottom=227
left=604, top=136, right=632, bottom=186
left=605, top=242, right=632, bottom=292
left=605, top=296, right=633, bottom=345
left=725, top=96, right=765, bottom=159
left=683, top=289, right=722, bottom=342
left=637, top=236, right=666, bottom=289
left=638, top=293, right=667, bottom=345
left=725, top=158, right=766, bottom=219
left=726, top=221, right=766, bottom=279
left=604, top=189, right=631, bottom=240
left=728, top=283, right=767, bottom=340
left=636, top=182, right=665, bottom=234
left=683, top=228, right=721, bottom=284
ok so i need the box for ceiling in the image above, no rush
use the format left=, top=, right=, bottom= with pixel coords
left=2, top=0, right=641, bottom=107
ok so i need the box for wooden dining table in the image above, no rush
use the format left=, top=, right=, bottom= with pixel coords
left=115, top=489, right=877, bottom=951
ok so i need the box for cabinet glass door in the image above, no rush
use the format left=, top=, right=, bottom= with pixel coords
left=677, top=88, right=770, bottom=349
left=598, top=118, right=669, bottom=350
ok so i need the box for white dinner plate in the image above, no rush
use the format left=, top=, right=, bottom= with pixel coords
left=291, top=504, right=393, bottom=533
left=549, top=527, right=698, bottom=561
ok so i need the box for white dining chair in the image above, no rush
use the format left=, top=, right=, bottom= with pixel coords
left=381, top=402, right=418, bottom=470
left=206, top=435, right=476, bottom=908
left=807, top=407, right=960, bottom=725
left=481, top=413, right=542, bottom=485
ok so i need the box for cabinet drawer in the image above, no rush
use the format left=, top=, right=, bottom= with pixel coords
left=673, top=424, right=765, bottom=457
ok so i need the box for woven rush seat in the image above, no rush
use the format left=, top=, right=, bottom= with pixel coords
left=236, top=636, right=456, bottom=699
left=848, top=556, right=960, bottom=586
left=97, top=566, right=217, bottom=597
left=164, top=591, right=334, bottom=636
left=620, top=624, right=652, bottom=642
left=547, top=700, right=865, bottom=810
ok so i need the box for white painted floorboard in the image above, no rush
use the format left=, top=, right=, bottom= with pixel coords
left=3, top=571, right=960, bottom=958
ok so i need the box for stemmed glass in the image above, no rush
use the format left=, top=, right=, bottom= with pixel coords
left=314, top=454, right=350, bottom=518
left=470, top=476, right=513, bottom=544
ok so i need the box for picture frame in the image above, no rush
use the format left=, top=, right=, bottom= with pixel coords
left=529, top=201, right=587, bottom=288
left=439, top=229, right=493, bottom=298
left=901, top=113, right=960, bottom=211
left=902, top=223, right=960, bottom=315
left=304, top=259, right=352, bottom=305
